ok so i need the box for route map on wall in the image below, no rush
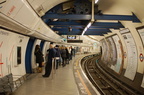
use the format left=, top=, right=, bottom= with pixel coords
left=120, top=29, right=138, bottom=80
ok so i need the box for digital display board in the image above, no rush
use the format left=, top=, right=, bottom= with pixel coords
left=67, top=35, right=76, bottom=39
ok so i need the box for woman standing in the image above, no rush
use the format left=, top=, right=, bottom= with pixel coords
left=34, top=45, right=44, bottom=73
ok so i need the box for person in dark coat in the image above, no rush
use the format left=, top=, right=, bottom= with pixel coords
left=34, top=45, right=44, bottom=73
left=42, top=42, right=56, bottom=77
left=54, top=45, right=61, bottom=69
left=61, top=46, right=67, bottom=67
left=65, top=47, right=70, bottom=64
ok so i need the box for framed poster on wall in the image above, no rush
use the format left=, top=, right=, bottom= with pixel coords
left=120, top=28, right=138, bottom=80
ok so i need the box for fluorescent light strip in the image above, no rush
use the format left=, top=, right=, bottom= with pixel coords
left=81, top=27, right=87, bottom=36
left=87, top=22, right=92, bottom=28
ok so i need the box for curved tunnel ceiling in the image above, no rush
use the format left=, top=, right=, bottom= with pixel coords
left=41, top=0, right=141, bottom=36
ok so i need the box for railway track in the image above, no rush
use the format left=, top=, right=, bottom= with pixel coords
left=81, top=55, right=139, bottom=95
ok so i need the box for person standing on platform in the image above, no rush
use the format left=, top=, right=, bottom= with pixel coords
left=69, top=46, right=72, bottom=60
left=61, top=46, right=67, bottom=67
left=34, top=45, right=44, bottom=73
left=65, top=47, right=70, bottom=64
left=72, top=47, right=76, bottom=57
left=70, top=46, right=75, bottom=59
left=42, top=42, right=56, bottom=77
left=54, top=45, right=61, bottom=69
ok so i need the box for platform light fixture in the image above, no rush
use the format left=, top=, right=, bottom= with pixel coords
left=95, top=0, right=99, bottom=4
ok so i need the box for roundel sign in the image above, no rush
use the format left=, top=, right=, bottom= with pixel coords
left=139, top=53, right=144, bottom=62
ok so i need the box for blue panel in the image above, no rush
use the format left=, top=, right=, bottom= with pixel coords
left=40, top=41, right=45, bottom=51
left=25, top=38, right=35, bottom=73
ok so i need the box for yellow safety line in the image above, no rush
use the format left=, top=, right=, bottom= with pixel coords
left=76, top=57, right=82, bottom=66
left=76, top=70, right=92, bottom=95
left=76, top=58, right=80, bottom=66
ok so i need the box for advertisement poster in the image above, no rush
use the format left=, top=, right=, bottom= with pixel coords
left=107, top=37, right=117, bottom=66
left=120, top=29, right=138, bottom=80
left=136, top=27, right=144, bottom=88
left=105, top=38, right=111, bottom=64
left=0, top=29, right=10, bottom=77
left=112, top=35, right=123, bottom=73
left=137, top=27, right=144, bottom=46
left=101, top=39, right=108, bottom=64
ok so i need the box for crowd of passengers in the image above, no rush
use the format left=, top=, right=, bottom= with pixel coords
left=34, top=42, right=76, bottom=78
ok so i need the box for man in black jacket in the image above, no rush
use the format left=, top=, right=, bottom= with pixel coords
left=42, top=42, right=56, bottom=77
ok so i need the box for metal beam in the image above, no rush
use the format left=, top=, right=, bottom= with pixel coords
left=94, top=13, right=141, bottom=22
left=48, top=21, right=82, bottom=26
left=42, top=14, right=91, bottom=20
left=52, top=28, right=111, bottom=32
left=85, top=31, right=108, bottom=35
left=58, top=31, right=108, bottom=35
left=92, top=22, right=124, bottom=27
left=53, top=25, right=121, bottom=29
left=42, top=13, right=141, bottom=22
left=49, top=21, right=124, bottom=28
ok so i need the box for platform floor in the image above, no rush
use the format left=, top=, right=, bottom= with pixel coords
left=12, top=54, right=99, bottom=95
left=12, top=57, right=79, bottom=95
